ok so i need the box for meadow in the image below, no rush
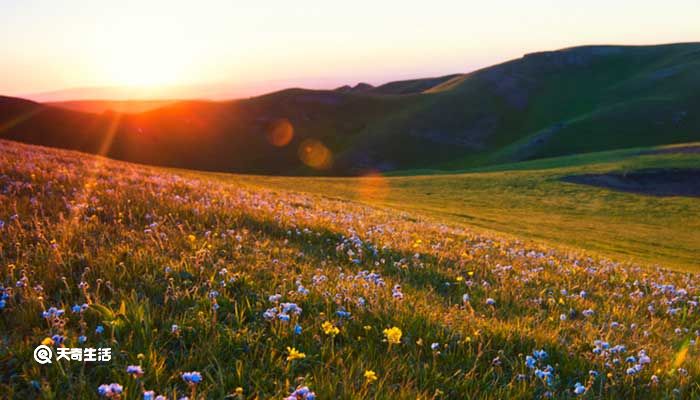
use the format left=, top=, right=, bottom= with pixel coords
left=1, top=139, right=700, bottom=399
left=221, top=144, right=700, bottom=272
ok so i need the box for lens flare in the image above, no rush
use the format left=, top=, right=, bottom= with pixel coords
left=357, top=171, right=389, bottom=202
left=266, top=119, right=294, bottom=147
left=298, top=139, right=332, bottom=170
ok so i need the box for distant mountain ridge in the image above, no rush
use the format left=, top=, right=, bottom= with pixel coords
left=1, top=43, right=699, bottom=175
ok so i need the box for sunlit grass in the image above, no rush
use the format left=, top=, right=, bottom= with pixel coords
left=1, top=140, right=699, bottom=399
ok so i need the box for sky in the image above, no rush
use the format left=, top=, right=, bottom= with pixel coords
left=1, top=0, right=699, bottom=100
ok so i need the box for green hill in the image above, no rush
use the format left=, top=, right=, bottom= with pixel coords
left=1, top=43, right=699, bottom=174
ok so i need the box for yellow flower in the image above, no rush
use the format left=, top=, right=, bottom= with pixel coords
left=286, top=346, right=306, bottom=361
left=235, top=387, right=244, bottom=395
left=322, top=321, right=340, bottom=337
left=363, top=325, right=372, bottom=331
left=41, top=337, right=54, bottom=346
left=364, top=370, right=378, bottom=383
left=187, top=234, right=196, bottom=242
left=383, top=326, right=402, bottom=345
left=456, top=276, right=464, bottom=282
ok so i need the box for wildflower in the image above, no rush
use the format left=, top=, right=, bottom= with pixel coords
left=533, top=349, right=548, bottom=360
left=284, top=386, right=316, bottom=400
left=143, top=391, right=155, bottom=400
left=286, top=347, right=306, bottom=361
left=78, top=335, right=87, bottom=344
left=41, top=337, right=54, bottom=346
left=263, top=307, right=277, bottom=320
left=171, top=324, right=180, bottom=334
left=383, top=326, right=402, bottom=345
left=392, top=285, right=404, bottom=300
left=486, top=298, right=496, bottom=306
left=96, top=325, right=105, bottom=334
left=98, top=383, right=123, bottom=398
left=294, top=324, right=303, bottom=335
left=182, top=371, right=202, bottom=384
left=278, top=313, right=291, bottom=322
left=322, top=321, right=340, bottom=337
left=127, top=365, right=145, bottom=378
left=573, top=382, right=585, bottom=395
left=431, top=342, right=440, bottom=351
left=526, top=355, right=536, bottom=369
left=268, top=294, right=282, bottom=303
left=281, top=302, right=302, bottom=315
left=364, top=370, right=378, bottom=383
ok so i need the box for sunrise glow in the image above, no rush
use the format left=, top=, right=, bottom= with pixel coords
left=1, top=0, right=700, bottom=100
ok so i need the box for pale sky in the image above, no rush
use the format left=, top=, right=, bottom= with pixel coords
left=1, top=0, right=698, bottom=100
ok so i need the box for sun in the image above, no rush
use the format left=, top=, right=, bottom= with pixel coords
left=99, top=32, right=188, bottom=89
left=103, top=48, right=184, bottom=88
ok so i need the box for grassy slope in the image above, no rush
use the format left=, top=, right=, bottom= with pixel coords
left=2, top=140, right=700, bottom=399
left=220, top=145, right=700, bottom=271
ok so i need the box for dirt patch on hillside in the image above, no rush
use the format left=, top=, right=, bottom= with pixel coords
left=561, top=168, right=700, bottom=197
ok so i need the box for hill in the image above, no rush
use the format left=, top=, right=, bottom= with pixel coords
left=1, top=139, right=699, bottom=398
left=1, top=43, right=700, bottom=175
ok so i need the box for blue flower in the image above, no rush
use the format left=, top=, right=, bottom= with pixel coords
left=78, top=335, right=87, bottom=344
left=127, top=365, right=144, bottom=377
left=573, top=382, right=585, bottom=395
left=294, top=324, right=303, bottom=335
left=0, top=300, right=5, bottom=310
left=98, top=383, right=123, bottom=397
left=182, top=371, right=202, bottom=384
left=281, top=302, right=302, bottom=315
left=95, top=325, right=105, bottom=334
left=143, top=390, right=155, bottom=400
left=525, top=355, right=536, bottom=369
left=98, top=384, right=110, bottom=396
left=533, top=349, right=548, bottom=360
left=486, top=298, right=496, bottom=306
left=268, top=294, right=282, bottom=303
left=285, top=386, right=316, bottom=400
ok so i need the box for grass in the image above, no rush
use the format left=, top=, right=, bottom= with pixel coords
left=2, top=139, right=700, bottom=399
left=217, top=144, right=700, bottom=272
